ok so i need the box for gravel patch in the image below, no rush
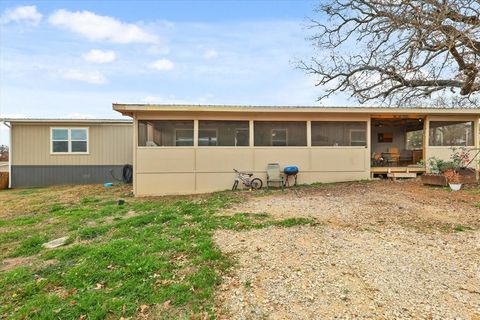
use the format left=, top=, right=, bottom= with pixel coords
left=215, top=226, right=480, bottom=319
left=214, top=181, right=480, bottom=319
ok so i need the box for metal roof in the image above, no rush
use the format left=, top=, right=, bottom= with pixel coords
left=1, top=118, right=132, bottom=124
left=113, top=103, right=480, bottom=115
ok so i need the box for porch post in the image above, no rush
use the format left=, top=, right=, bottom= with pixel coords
left=193, top=119, right=199, bottom=147
left=423, top=116, right=429, bottom=173
left=306, top=120, right=312, bottom=147
left=367, top=116, right=372, bottom=178
left=249, top=120, right=254, bottom=147
left=132, top=114, right=137, bottom=195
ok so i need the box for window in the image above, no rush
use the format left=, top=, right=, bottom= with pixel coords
left=175, top=129, right=194, bottom=146
left=198, top=129, right=217, bottom=146
left=199, top=121, right=249, bottom=146
left=406, top=130, right=423, bottom=150
left=429, top=121, right=474, bottom=146
left=311, top=121, right=367, bottom=146
left=51, top=128, right=88, bottom=153
left=254, top=121, right=307, bottom=146
left=271, top=129, right=287, bottom=146
left=235, top=129, right=249, bottom=146
left=138, top=120, right=194, bottom=146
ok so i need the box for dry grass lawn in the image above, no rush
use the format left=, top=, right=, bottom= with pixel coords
left=0, top=180, right=479, bottom=319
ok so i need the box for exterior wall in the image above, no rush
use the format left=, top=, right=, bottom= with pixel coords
left=425, top=115, right=480, bottom=170
left=371, top=126, right=407, bottom=153
left=11, top=123, right=132, bottom=165
left=11, top=165, right=125, bottom=188
left=133, top=112, right=371, bottom=196
left=10, top=122, right=133, bottom=187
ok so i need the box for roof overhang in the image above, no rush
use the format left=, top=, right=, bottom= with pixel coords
left=1, top=118, right=133, bottom=125
left=113, top=103, right=480, bottom=117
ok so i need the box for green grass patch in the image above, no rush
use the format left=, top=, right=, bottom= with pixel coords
left=0, top=188, right=312, bottom=319
left=11, top=235, right=48, bottom=257
left=453, top=224, right=473, bottom=232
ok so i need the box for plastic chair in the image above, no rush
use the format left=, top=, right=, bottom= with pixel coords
left=266, top=163, right=284, bottom=189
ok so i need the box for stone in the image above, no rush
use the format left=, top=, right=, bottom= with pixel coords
left=42, top=237, right=69, bottom=249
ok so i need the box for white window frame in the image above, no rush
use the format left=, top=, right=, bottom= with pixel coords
left=235, top=128, right=249, bottom=146
left=50, top=127, right=89, bottom=154
left=174, top=128, right=194, bottom=147
left=271, top=128, right=288, bottom=146
left=198, top=129, right=218, bottom=146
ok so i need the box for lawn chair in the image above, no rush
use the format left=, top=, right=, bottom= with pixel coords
left=266, top=163, right=284, bottom=190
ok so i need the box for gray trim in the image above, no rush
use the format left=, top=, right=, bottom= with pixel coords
left=11, top=165, right=130, bottom=188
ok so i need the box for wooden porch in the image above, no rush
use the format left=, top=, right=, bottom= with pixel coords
left=371, top=166, right=426, bottom=179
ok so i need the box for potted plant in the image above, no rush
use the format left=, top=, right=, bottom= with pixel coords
left=444, top=170, right=462, bottom=191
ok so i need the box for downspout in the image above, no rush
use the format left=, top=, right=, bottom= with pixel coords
left=1, top=121, right=12, bottom=188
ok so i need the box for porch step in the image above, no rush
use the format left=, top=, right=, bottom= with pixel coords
left=387, top=172, right=418, bottom=179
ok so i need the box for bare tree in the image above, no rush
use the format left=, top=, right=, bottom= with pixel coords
left=300, top=0, right=480, bottom=107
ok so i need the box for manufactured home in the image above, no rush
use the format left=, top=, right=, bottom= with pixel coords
left=2, top=119, right=132, bottom=188
left=113, top=104, right=480, bottom=197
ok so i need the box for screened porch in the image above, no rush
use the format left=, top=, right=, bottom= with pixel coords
left=371, top=117, right=425, bottom=169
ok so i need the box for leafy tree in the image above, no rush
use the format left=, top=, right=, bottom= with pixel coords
left=300, top=0, right=479, bottom=107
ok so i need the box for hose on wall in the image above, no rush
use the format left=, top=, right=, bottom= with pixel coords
left=109, top=164, right=133, bottom=184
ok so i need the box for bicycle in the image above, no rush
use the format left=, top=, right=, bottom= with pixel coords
left=232, top=169, right=263, bottom=191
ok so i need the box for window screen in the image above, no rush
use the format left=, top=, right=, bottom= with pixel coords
left=199, top=121, right=249, bottom=146
left=254, top=121, right=307, bottom=146
left=406, top=130, right=423, bottom=150
left=311, top=121, right=367, bottom=146
left=138, top=120, right=194, bottom=146
left=429, top=121, right=474, bottom=146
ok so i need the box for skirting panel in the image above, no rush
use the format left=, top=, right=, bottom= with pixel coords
left=11, top=165, right=128, bottom=188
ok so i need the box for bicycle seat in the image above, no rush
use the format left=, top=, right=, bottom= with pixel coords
left=247, top=173, right=253, bottom=177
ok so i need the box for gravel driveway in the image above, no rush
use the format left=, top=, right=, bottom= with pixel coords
left=214, top=180, right=480, bottom=319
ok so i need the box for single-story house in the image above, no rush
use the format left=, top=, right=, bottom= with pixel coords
left=112, top=104, right=479, bottom=197
left=1, top=118, right=132, bottom=188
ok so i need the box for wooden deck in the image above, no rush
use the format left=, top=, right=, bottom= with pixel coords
left=371, top=166, right=426, bottom=175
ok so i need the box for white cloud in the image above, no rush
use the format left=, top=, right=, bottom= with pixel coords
left=1, top=5, right=42, bottom=26
left=49, top=9, right=157, bottom=44
left=203, top=49, right=218, bottom=59
left=62, top=69, right=108, bottom=85
left=83, top=49, right=116, bottom=63
left=149, top=59, right=174, bottom=71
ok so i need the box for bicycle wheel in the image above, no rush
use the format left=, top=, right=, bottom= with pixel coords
left=232, top=180, right=239, bottom=191
left=250, top=178, right=263, bottom=190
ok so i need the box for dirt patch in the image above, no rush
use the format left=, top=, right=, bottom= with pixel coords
left=215, top=180, right=480, bottom=319
left=223, top=180, right=480, bottom=231
left=0, top=256, right=35, bottom=271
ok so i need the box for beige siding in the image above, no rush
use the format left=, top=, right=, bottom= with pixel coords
left=12, top=123, right=132, bottom=165
left=135, top=146, right=370, bottom=196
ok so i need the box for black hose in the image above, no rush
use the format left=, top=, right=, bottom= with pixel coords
left=122, top=164, right=133, bottom=184
left=109, top=164, right=133, bottom=184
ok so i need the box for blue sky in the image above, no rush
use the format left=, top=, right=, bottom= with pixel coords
left=0, top=0, right=352, bottom=144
